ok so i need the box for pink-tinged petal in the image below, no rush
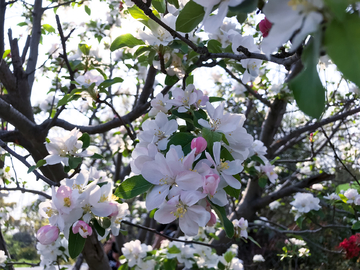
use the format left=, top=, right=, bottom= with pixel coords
left=191, top=137, right=207, bottom=155
left=204, top=2, right=229, bottom=33
left=181, top=190, right=207, bottom=206
left=92, top=202, right=117, bottom=217
left=154, top=111, right=168, bottom=128
left=154, top=203, right=177, bottom=224
left=146, top=185, right=170, bottom=211
left=198, top=119, right=211, bottom=129
left=141, top=162, right=167, bottom=185
left=187, top=205, right=210, bottom=227
left=176, top=171, right=203, bottom=190
left=179, top=214, right=199, bottom=236
left=44, top=155, right=68, bottom=166
left=210, top=189, right=228, bottom=207
left=213, top=142, right=221, bottom=165
left=224, top=159, right=243, bottom=175
left=205, top=151, right=216, bottom=167
left=182, top=148, right=196, bottom=170
left=222, top=173, right=241, bottom=189
left=37, top=225, right=59, bottom=245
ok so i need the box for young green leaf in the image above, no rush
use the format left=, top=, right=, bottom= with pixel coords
left=288, top=31, right=325, bottom=119
left=115, top=175, right=154, bottom=199
left=110, top=34, right=145, bottom=52
left=176, top=1, right=205, bottom=33
left=68, top=227, right=86, bottom=259
left=325, top=14, right=360, bottom=89
left=211, top=202, right=234, bottom=238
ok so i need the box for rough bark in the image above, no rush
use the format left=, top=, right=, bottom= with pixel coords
left=82, top=233, right=111, bottom=270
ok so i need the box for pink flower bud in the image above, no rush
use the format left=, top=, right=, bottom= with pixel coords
left=207, top=210, right=217, bottom=227
left=72, top=220, right=93, bottom=238
left=203, top=174, right=220, bottom=196
left=191, top=137, right=207, bottom=155
left=36, top=225, right=59, bottom=245
left=259, top=17, right=272, bottom=38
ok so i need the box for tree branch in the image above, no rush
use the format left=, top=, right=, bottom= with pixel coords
left=0, top=139, right=59, bottom=186
left=270, top=106, right=360, bottom=155
left=254, top=173, right=334, bottom=210
left=0, top=186, right=51, bottom=199
left=25, top=0, right=43, bottom=90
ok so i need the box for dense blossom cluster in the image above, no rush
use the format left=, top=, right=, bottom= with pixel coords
left=36, top=236, right=69, bottom=270
left=120, top=238, right=244, bottom=270
left=130, top=85, right=277, bottom=235
left=37, top=168, right=129, bottom=243
left=290, top=192, right=321, bottom=220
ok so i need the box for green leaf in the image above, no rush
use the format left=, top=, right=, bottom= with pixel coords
left=224, top=186, right=240, bottom=198
left=115, top=175, right=154, bottom=199
left=202, top=128, right=223, bottom=155
left=167, top=0, right=179, bottom=8
left=296, top=216, right=305, bottom=229
left=68, top=156, right=82, bottom=169
left=207, top=40, right=222, bottom=53
left=2, top=49, right=10, bottom=59
left=167, top=245, right=181, bottom=254
left=152, top=0, right=166, bottom=13
left=250, top=155, right=265, bottom=165
left=43, top=24, right=55, bottom=33
left=118, top=263, right=129, bottom=270
left=288, top=32, right=325, bottom=118
left=79, top=133, right=90, bottom=149
left=336, top=183, right=350, bottom=194
left=92, top=218, right=106, bottom=236
left=176, top=0, right=205, bottom=33
left=84, top=5, right=91, bottom=15
left=164, top=259, right=177, bottom=270
left=248, top=235, right=261, bottom=248
left=324, top=0, right=352, bottom=21
left=165, top=75, right=179, bottom=86
left=27, top=166, right=36, bottom=174
left=110, top=34, right=145, bottom=52
left=36, top=159, right=46, bottom=168
left=324, top=14, right=360, bottom=88
left=224, top=251, right=235, bottom=263
left=258, top=175, right=268, bottom=188
left=79, top=43, right=91, bottom=55
left=17, top=22, right=28, bottom=27
left=211, top=203, right=234, bottom=238
left=134, top=46, right=152, bottom=58
left=185, top=75, right=193, bottom=86
left=68, top=227, right=86, bottom=259
left=98, top=77, right=124, bottom=88
left=128, top=5, right=149, bottom=23
left=209, top=97, right=225, bottom=103
left=229, top=0, right=258, bottom=13
left=91, top=153, right=104, bottom=159
left=167, top=132, right=195, bottom=155
left=352, top=221, right=360, bottom=230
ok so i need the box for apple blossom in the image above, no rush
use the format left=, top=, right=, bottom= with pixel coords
left=148, top=93, right=172, bottom=117
left=233, top=217, right=248, bottom=239
left=121, top=240, right=152, bottom=268
left=206, top=142, right=243, bottom=189
left=344, top=188, right=359, bottom=204
left=154, top=190, right=210, bottom=236
left=193, top=0, right=245, bottom=33
left=253, top=254, right=265, bottom=262
left=290, top=192, right=321, bottom=220
left=36, top=225, right=59, bottom=245
left=262, top=0, right=324, bottom=56
left=258, top=163, right=278, bottom=184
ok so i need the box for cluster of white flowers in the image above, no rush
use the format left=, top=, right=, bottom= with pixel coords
left=36, top=236, right=68, bottom=270
left=290, top=192, right=321, bottom=220
left=130, top=84, right=279, bottom=236
left=38, top=169, right=129, bottom=242
left=44, top=128, right=93, bottom=166
left=120, top=240, right=155, bottom=270
left=120, top=239, right=244, bottom=270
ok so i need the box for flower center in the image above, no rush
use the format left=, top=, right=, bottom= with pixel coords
left=172, top=202, right=187, bottom=218
left=210, top=118, right=221, bottom=130
left=64, top=197, right=71, bottom=207
left=99, top=194, right=108, bottom=203
left=219, top=159, right=229, bottom=171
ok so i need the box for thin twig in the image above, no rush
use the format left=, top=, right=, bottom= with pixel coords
left=122, top=220, right=223, bottom=248
left=0, top=186, right=51, bottom=199
left=0, top=139, right=59, bottom=186
left=320, top=126, right=360, bottom=186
